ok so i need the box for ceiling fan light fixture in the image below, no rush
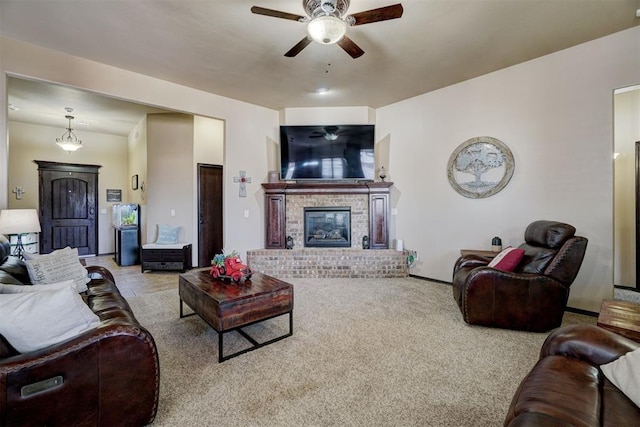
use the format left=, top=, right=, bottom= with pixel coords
left=307, top=15, right=346, bottom=44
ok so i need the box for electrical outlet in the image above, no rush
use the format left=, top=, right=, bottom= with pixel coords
left=170, top=209, right=176, bottom=217
left=244, top=209, right=249, bottom=218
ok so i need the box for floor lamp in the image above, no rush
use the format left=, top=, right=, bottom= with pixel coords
left=0, top=209, right=42, bottom=259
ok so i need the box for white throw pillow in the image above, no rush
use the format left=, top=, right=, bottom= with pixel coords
left=0, top=284, right=101, bottom=353
left=0, top=279, right=75, bottom=294
left=24, top=247, right=90, bottom=292
left=601, top=348, right=640, bottom=407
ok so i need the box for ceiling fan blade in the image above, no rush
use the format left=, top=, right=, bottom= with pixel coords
left=284, top=37, right=312, bottom=57
left=348, top=4, right=404, bottom=26
left=337, top=36, right=364, bottom=59
left=250, top=6, right=304, bottom=21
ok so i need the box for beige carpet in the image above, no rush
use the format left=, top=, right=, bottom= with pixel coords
left=126, top=277, right=595, bottom=426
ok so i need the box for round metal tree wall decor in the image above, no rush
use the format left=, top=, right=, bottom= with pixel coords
left=447, top=136, right=514, bottom=199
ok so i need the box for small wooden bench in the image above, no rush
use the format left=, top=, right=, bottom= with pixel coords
left=141, top=243, right=192, bottom=273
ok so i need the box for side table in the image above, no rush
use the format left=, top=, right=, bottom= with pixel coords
left=460, top=249, right=499, bottom=258
left=597, top=299, right=640, bottom=343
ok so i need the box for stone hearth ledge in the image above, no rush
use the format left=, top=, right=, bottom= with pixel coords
left=247, top=249, right=408, bottom=279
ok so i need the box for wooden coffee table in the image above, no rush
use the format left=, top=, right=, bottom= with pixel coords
left=597, top=299, right=640, bottom=343
left=179, top=269, right=294, bottom=362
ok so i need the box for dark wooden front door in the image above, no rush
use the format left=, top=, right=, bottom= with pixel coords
left=198, top=164, right=223, bottom=267
left=36, top=161, right=100, bottom=255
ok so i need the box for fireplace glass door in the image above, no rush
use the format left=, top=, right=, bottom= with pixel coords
left=304, top=207, right=351, bottom=248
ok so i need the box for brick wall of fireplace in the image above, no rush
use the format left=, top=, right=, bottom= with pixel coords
left=247, top=248, right=408, bottom=278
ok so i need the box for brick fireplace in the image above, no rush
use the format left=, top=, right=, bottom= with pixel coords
left=261, top=181, right=392, bottom=249
left=247, top=182, right=408, bottom=278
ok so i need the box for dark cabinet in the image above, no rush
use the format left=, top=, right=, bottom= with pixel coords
left=114, top=227, right=140, bottom=266
left=265, top=194, right=286, bottom=249
left=369, top=193, right=389, bottom=249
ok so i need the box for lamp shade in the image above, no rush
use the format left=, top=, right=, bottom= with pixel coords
left=307, top=15, right=347, bottom=45
left=0, top=209, right=42, bottom=235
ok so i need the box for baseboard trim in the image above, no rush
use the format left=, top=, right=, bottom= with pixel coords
left=614, top=285, right=639, bottom=293
left=409, top=274, right=451, bottom=285
left=565, top=306, right=597, bottom=317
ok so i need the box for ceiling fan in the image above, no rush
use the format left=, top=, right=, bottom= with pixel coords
left=251, top=0, right=403, bottom=59
left=310, top=126, right=343, bottom=140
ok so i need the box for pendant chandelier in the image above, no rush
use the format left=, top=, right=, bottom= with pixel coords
left=56, top=108, right=83, bottom=152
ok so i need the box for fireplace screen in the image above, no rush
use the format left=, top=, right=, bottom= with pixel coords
left=304, top=207, right=351, bottom=248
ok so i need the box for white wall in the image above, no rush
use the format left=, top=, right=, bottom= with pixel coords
left=7, top=121, right=128, bottom=255
left=194, top=115, right=224, bottom=165
left=282, top=107, right=375, bottom=125
left=128, top=116, right=147, bottom=206
left=0, top=36, right=279, bottom=262
left=377, top=27, right=640, bottom=312
left=128, top=116, right=148, bottom=244
left=614, top=87, right=640, bottom=286
left=146, top=113, right=195, bottom=249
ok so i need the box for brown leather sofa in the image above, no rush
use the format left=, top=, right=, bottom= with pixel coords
left=0, top=236, right=159, bottom=426
left=505, top=324, right=640, bottom=426
left=453, top=220, right=588, bottom=332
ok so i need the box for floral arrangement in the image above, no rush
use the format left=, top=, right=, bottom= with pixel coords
left=211, top=249, right=239, bottom=268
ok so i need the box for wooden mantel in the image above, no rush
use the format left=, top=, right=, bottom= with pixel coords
left=262, top=181, right=393, bottom=250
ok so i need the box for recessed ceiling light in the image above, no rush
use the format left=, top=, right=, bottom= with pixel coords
left=8, top=103, right=20, bottom=111
left=315, top=87, right=330, bottom=94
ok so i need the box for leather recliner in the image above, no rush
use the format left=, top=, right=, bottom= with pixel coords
left=504, top=324, right=640, bottom=426
left=452, top=220, right=588, bottom=332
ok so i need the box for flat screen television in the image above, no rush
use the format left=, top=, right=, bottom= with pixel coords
left=280, top=125, right=375, bottom=181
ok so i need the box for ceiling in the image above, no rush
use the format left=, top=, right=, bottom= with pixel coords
left=7, top=77, right=170, bottom=136
left=1, top=0, right=639, bottom=136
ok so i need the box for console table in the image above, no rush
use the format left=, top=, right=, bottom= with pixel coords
left=597, top=299, right=640, bottom=343
left=262, top=182, right=392, bottom=249
left=459, top=249, right=499, bottom=258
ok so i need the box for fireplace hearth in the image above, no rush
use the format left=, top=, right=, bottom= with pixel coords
left=304, top=207, right=351, bottom=248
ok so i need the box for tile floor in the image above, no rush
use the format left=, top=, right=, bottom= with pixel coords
left=83, top=255, right=181, bottom=298
left=615, top=287, right=640, bottom=304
